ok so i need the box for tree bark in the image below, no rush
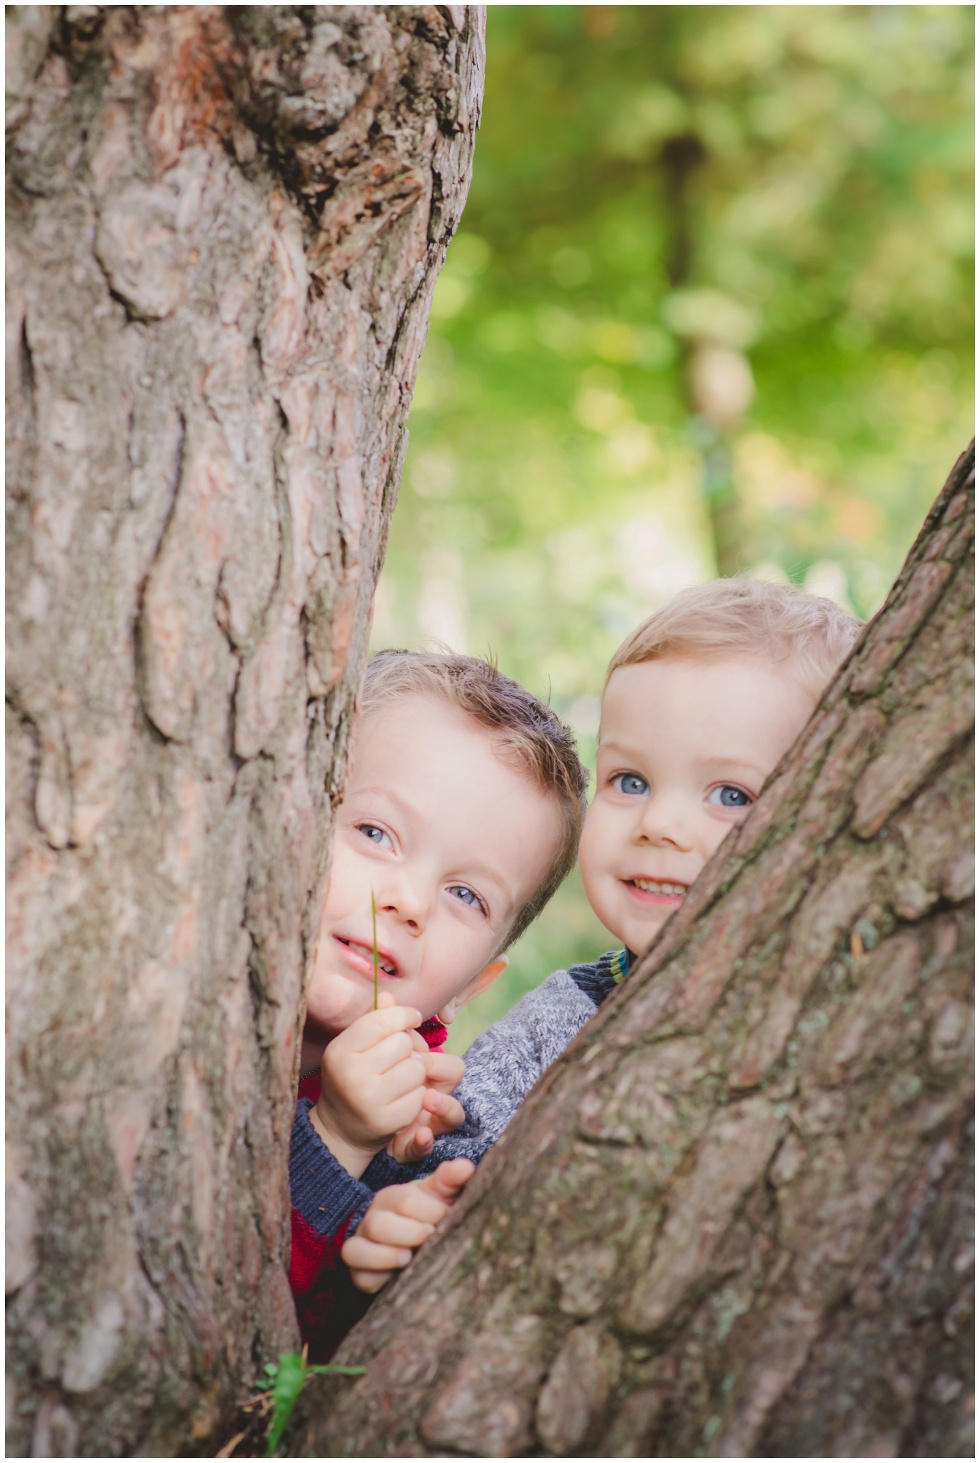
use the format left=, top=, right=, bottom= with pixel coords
left=308, top=444, right=974, bottom=1458
left=5, top=7, right=483, bottom=1455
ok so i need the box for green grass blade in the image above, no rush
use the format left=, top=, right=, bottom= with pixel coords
left=371, top=890, right=379, bottom=1010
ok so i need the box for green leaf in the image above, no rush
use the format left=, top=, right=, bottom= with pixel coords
left=260, top=1353, right=366, bottom=1458
left=264, top=1353, right=306, bottom=1457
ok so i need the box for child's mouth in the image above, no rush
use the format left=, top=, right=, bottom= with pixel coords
left=335, top=936, right=398, bottom=977
left=625, top=878, right=688, bottom=901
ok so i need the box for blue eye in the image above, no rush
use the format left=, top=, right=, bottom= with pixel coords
left=357, top=823, right=392, bottom=849
left=708, top=785, right=752, bottom=809
left=449, top=884, right=485, bottom=914
left=613, top=773, right=649, bottom=796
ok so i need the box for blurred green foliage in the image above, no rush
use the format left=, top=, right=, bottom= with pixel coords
left=372, top=5, right=974, bottom=1052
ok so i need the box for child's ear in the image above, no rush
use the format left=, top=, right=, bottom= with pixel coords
left=436, top=955, right=509, bottom=1026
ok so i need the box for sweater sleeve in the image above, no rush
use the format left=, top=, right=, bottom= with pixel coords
left=288, top=1100, right=374, bottom=1360
left=364, top=968, right=598, bottom=1188
left=450, top=968, right=597, bottom=1145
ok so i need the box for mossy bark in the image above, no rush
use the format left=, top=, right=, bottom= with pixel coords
left=307, top=445, right=974, bottom=1459
left=5, top=7, right=483, bottom=1455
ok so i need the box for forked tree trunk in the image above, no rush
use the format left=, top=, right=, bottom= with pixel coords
left=307, top=445, right=974, bottom=1459
left=5, top=8, right=483, bottom=1455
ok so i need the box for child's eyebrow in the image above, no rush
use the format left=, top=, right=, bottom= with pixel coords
left=698, top=755, right=767, bottom=778
left=595, top=736, right=643, bottom=757
left=351, top=784, right=423, bottom=822
left=457, top=859, right=513, bottom=911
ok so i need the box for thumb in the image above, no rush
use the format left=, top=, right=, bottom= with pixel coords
left=396, top=1124, right=434, bottom=1165
left=376, top=990, right=396, bottom=1010
left=418, top=1158, right=476, bottom=1205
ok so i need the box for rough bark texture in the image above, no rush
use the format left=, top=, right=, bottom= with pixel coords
left=308, top=445, right=974, bottom=1459
left=5, top=7, right=483, bottom=1455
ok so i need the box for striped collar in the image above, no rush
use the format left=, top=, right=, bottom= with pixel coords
left=608, top=947, right=631, bottom=984
left=568, top=948, right=634, bottom=1009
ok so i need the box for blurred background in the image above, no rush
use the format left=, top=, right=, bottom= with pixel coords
left=372, top=5, right=975, bottom=1052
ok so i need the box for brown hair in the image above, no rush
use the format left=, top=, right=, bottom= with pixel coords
left=361, top=649, right=589, bottom=949
left=608, top=577, right=863, bottom=702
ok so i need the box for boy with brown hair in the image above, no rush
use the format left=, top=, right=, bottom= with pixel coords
left=342, top=578, right=862, bottom=1293
left=290, top=649, right=588, bottom=1356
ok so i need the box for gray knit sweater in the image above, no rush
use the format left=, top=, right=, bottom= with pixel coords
left=363, top=949, right=629, bottom=1193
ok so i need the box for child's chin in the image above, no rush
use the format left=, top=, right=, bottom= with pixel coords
left=624, top=911, right=674, bottom=950
left=307, top=975, right=370, bottom=1028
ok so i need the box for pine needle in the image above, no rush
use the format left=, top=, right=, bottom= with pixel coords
left=371, top=891, right=379, bottom=1010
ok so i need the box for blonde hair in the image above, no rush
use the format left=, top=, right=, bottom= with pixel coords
left=608, top=578, right=863, bottom=702
left=361, top=650, right=589, bottom=949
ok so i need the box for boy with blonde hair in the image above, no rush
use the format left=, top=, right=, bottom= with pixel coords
left=290, top=648, right=588, bottom=1356
left=342, top=578, right=862, bottom=1291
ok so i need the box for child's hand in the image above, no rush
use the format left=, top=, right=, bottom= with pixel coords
left=314, top=995, right=428, bottom=1176
left=388, top=1088, right=466, bottom=1164
left=387, top=1050, right=466, bottom=1164
left=341, top=1159, right=476, bottom=1294
left=423, top=1049, right=465, bottom=1096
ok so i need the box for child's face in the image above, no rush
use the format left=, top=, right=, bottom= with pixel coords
left=305, top=694, right=562, bottom=1044
left=579, top=654, right=814, bottom=957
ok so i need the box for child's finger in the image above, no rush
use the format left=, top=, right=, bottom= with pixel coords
left=376, top=1056, right=429, bottom=1104
left=344, top=1232, right=414, bottom=1265
left=420, top=1089, right=465, bottom=1134
left=423, top=1049, right=464, bottom=1075
left=374, top=1180, right=456, bottom=1228
left=390, top=1123, right=434, bottom=1164
left=357, top=1272, right=394, bottom=1295
left=359, top=1209, right=436, bottom=1250
left=364, top=1178, right=451, bottom=1227
left=421, top=1088, right=463, bottom=1120
left=386, top=1109, right=443, bottom=1164
left=420, top=1158, right=476, bottom=1204
left=348, top=1267, right=394, bottom=1295
left=422, top=1051, right=465, bottom=1092
left=364, top=1030, right=425, bottom=1075
left=343, top=1004, right=424, bottom=1053
left=379, top=1089, right=428, bottom=1133
left=343, top=1234, right=412, bottom=1281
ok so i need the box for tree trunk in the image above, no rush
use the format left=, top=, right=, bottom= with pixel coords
left=5, top=7, right=483, bottom=1455
left=308, top=444, right=974, bottom=1458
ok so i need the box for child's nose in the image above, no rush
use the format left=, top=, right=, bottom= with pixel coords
left=378, top=873, right=429, bottom=931
left=635, top=794, right=694, bottom=851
